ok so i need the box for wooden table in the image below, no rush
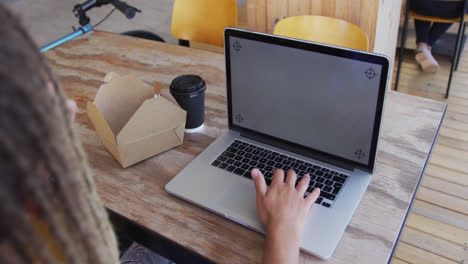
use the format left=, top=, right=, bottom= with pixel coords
left=45, top=31, right=446, bottom=264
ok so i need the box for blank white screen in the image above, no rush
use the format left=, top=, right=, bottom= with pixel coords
left=229, top=37, right=383, bottom=165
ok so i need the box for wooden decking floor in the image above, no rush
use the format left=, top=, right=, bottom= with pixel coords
left=390, top=46, right=468, bottom=264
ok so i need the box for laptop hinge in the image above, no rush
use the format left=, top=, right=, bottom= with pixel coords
left=240, top=130, right=356, bottom=172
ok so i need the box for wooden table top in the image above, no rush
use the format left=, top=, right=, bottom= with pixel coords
left=45, top=31, right=446, bottom=264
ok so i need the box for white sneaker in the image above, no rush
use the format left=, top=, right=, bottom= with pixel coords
left=415, top=46, right=440, bottom=73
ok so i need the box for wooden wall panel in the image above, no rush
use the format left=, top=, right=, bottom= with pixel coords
left=246, top=0, right=402, bottom=85
left=348, top=0, right=361, bottom=26
left=322, top=0, right=336, bottom=17
left=288, top=0, right=311, bottom=17
left=246, top=0, right=380, bottom=51
left=310, top=0, right=322, bottom=15
left=373, top=0, right=403, bottom=88
left=335, top=0, right=348, bottom=20
left=247, top=0, right=267, bottom=33
left=359, top=0, right=378, bottom=51
left=267, top=0, right=289, bottom=33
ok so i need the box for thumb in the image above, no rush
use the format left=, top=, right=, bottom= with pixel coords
left=251, top=168, right=267, bottom=197
left=305, top=188, right=321, bottom=207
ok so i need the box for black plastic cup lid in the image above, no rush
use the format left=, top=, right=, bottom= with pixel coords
left=169, top=75, right=206, bottom=95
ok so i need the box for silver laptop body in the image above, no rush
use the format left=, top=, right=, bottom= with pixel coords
left=166, top=28, right=390, bottom=259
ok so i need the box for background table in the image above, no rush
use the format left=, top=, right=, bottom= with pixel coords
left=45, top=31, right=446, bottom=264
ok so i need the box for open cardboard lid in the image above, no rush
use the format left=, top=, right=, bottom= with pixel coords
left=117, top=96, right=186, bottom=145
left=94, top=73, right=155, bottom=135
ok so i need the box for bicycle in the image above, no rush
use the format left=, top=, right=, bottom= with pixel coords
left=40, top=0, right=164, bottom=52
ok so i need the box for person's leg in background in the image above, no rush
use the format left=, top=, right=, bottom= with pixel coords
left=428, top=22, right=454, bottom=47
left=411, top=0, right=466, bottom=72
left=414, top=19, right=441, bottom=72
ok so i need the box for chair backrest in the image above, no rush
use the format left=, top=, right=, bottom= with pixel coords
left=273, top=16, right=369, bottom=51
left=408, top=10, right=468, bottom=23
left=171, top=0, right=238, bottom=47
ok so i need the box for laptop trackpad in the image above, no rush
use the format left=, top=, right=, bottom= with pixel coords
left=220, top=181, right=258, bottom=223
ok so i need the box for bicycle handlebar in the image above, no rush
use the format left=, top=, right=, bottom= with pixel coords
left=73, top=0, right=140, bottom=25
left=111, top=0, right=141, bottom=19
left=40, top=0, right=141, bottom=52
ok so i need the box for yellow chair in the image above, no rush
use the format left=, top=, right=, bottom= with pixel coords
left=273, top=16, right=369, bottom=51
left=394, top=0, right=468, bottom=98
left=171, top=0, right=238, bottom=47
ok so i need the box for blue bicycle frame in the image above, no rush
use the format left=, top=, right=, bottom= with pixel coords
left=40, top=23, right=93, bottom=52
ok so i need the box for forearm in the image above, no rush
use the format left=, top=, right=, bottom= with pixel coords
left=262, top=227, right=301, bottom=264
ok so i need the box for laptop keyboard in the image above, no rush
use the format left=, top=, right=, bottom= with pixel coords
left=211, top=140, right=349, bottom=208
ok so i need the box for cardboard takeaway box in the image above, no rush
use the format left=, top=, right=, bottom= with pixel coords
left=87, top=73, right=186, bottom=168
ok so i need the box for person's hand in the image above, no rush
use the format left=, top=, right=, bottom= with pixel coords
left=252, top=168, right=320, bottom=236
left=251, top=168, right=320, bottom=264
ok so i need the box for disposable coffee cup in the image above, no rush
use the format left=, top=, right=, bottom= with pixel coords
left=169, top=75, right=206, bottom=133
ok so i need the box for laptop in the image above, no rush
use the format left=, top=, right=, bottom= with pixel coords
left=166, top=28, right=390, bottom=259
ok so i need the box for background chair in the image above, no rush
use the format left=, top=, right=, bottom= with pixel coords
left=394, top=0, right=468, bottom=98
left=171, top=0, right=237, bottom=47
left=273, top=16, right=369, bottom=51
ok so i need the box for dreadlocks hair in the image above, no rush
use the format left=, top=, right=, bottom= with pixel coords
left=0, top=4, right=120, bottom=264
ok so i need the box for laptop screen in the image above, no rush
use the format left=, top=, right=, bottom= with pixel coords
left=225, top=29, right=389, bottom=171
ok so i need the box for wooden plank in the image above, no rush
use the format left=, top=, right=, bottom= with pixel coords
left=238, top=3, right=249, bottom=29
left=391, top=72, right=450, bottom=97
left=334, top=0, right=360, bottom=26
left=322, top=0, right=335, bottom=17
left=432, top=143, right=468, bottom=162
left=424, top=164, right=468, bottom=187
left=335, top=0, right=347, bottom=20
left=363, top=0, right=382, bottom=52
left=438, top=126, right=468, bottom=148
left=442, top=119, right=468, bottom=133
left=440, top=126, right=468, bottom=140
left=394, top=241, right=459, bottom=264
left=390, top=258, right=410, bottom=264
left=393, top=65, right=468, bottom=99
left=448, top=103, right=468, bottom=115
left=415, top=186, right=468, bottom=214
left=310, top=0, right=322, bottom=15
left=436, top=135, right=468, bottom=153
left=406, top=213, right=468, bottom=246
left=444, top=89, right=468, bottom=100
left=393, top=86, right=447, bottom=102
left=412, top=199, right=468, bottom=230
left=394, top=72, right=468, bottom=98
left=409, top=69, right=468, bottom=87
left=446, top=95, right=468, bottom=108
left=421, top=175, right=468, bottom=200
left=288, top=0, right=310, bottom=16
left=399, top=227, right=467, bottom=263
left=429, top=150, right=468, bottom=175
left=445, top=110, right=468, bottom=124
left=348, top=0, right=360, bottom=26
left=247, top=0, right=268, bottom=33
left=267, top=0, right=288, bottom=33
